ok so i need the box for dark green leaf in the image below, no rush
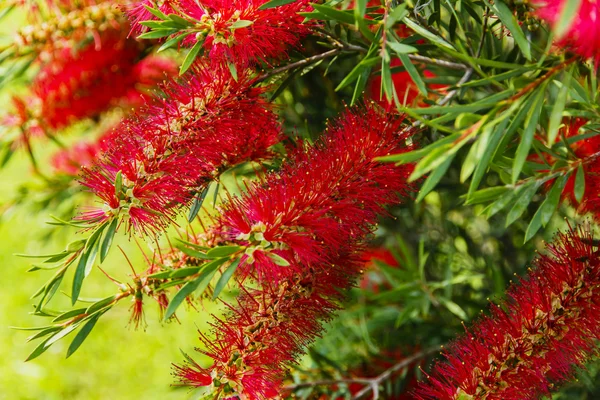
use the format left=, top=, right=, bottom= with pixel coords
left=52, top=308, right=87, bottom=323
left=170, top=267, right=202, bottom=279
left=574, top=163, right=585, bottom=203
left=465, top=186, right=510, bottom=205
left=85, top=295, right=117, bottom=315
left=311, top=4, right=355, bottom=25
left=548, top=73, right=572, bottom=144
left=505, top=181, right=542, bottom=226
left=137, top=28, right=178, bottom=40
left=25, top=337, right=53, bottom=361
left=416, top=153, right=455, bottom=202
left=259, top=0, right=297, bottom=10
left=398, top=53, right=427, bottom=95
left=66, top=312, right=104, bottom=358
left=188, top=186, right=209, bottom=223
left=512, top=86, right=546, bottom=183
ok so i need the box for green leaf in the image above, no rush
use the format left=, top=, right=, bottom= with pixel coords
left=85, top=294, right=117, bottom=315
left=169, top=267, right=202, bottom=279
left=387, top=40, right=417, bottom=55
left=45, top=324, right=80, bottom=347
left=206, top=245, right=242, bottom=258
left=212, top=258, right=241, bottom=300
left=489, top=0, right=532, bottom=60
left=229, top=20, right=253, bottom=29
left=163, top=258, right=227, bottom=320
left=259, top=0, right=297, bottom=10
left=402, top=17, right=454, bottom=49
left=398, top=53, right=426, bottom=96
left=554, top=0, right=582, bottom=38
left=416, top=153, right=455, bottom=202
left=227, top=62, right=238, bottom=81
left=175, top=243, right=212, bottom=260
left=468, top=118, right=510, bottom=194
left=25, top=337, right=53, bottom=362
left=26, top=327, right=62, bottom=342
left=100, top=218, right=118, bottom=263
left=52, top=308, right=87, bottom=323
left=66, top=312, right=103, bottom=358
left=548, top=73, right=572, bottom=144
left=167, top=14, right=193, bottom=27
left=512, top=87, right=546, bottom=183
left=464, top=186, right=510, bottom=205
left=180, top=40, right=204, bottom=75
left=188, top=186, right=209, bottom=223
left=439, top=297, right=468, bottom=321
left=157, top=32, right=189, bottom=52
left=267, top=252, right=291, bottom=266
left=386, top=4, right=408, bottom=29
left=574, top=163, right=585, bottom=203
left=143, top=5, right=168, bottom=20
left=137, top=28, right=178, bottom=40
left=540, top=173, right=569, bottom=227
left=381, top=55, right=394, bottom=101
left=311, top=4, right=355, bottom=25
left=505, top=181, right=542, bottom=226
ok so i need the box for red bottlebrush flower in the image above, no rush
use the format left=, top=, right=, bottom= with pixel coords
left=174, top=104, right=417, bottom=399
left=414, top=224, right=600, bottom=399
left=212, top=103, right=416, bottom=284
left=78, top=65, right=281, bottom=235
left=151, top=0, right=313, bottom=67
left=535, top=0, right=600, bottom=64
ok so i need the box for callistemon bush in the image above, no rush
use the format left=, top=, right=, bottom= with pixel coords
left=172, top=104, right=416, bottom=398
left=8, top=0, right=600, bottom=399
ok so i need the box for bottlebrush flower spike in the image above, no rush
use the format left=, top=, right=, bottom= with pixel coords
left=78, top=65, right=281, bottom=235
left=534, top=0, right=600, bottom=64
left=136, top=0, right=313, bottom=67
left=211, top=103, right=416, bottom=284
left=414, top=224, right=600, bottom=400
left=173, top=104, right=417, bottom=398
left=10, top=33, right=177, bottom=133
left=14, top=0, right=128, bottom=57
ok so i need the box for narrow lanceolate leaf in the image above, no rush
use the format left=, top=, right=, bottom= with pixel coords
left=229, top=20, right=253, bottom=29
left=464, top=186, right=510, bottom=205
left=67, top=312, right=104, bottom=358
left=212, top=258, right=241, bottom=300
left=403, top=17, right=454, bottom=49
left=180, top=40, right=204, bottom=75
left=163, top=258, right=228, bottom=320
left=71, top=224, right=106, bottom=305
left=524, top=174, right=569, bottom=242
left=574, top=164, right=586, bottom=203
left=25, top=337, right=53, bottom=361
left=100, top=218, right=118, bottom=263
left=461, top=124, right=492, bottom=183
left=506, top=181, right=542, bottom=227
left=468, top=118, right=511, bottom=195
left=267, top=252, right=291, bottom=267
left=548, top=73, right=572, bottom=144
left=311, top=4, right=355, bottom=25
left=512, top=87, right=546, bottom=183
left=490, top=0, right=532, bottom=60
left=416, top=154, right=456, bottom=202
left=554, top=0, right=583, bottom=38
left=259, top=0, right=297, bottom=10
left=387, top=39, right=417, bottom=55
left=398, top=53, right=427, bottom=95
left=188, top=187, right=209, bottom=223
left=206, top=245, right=242, bottom=258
